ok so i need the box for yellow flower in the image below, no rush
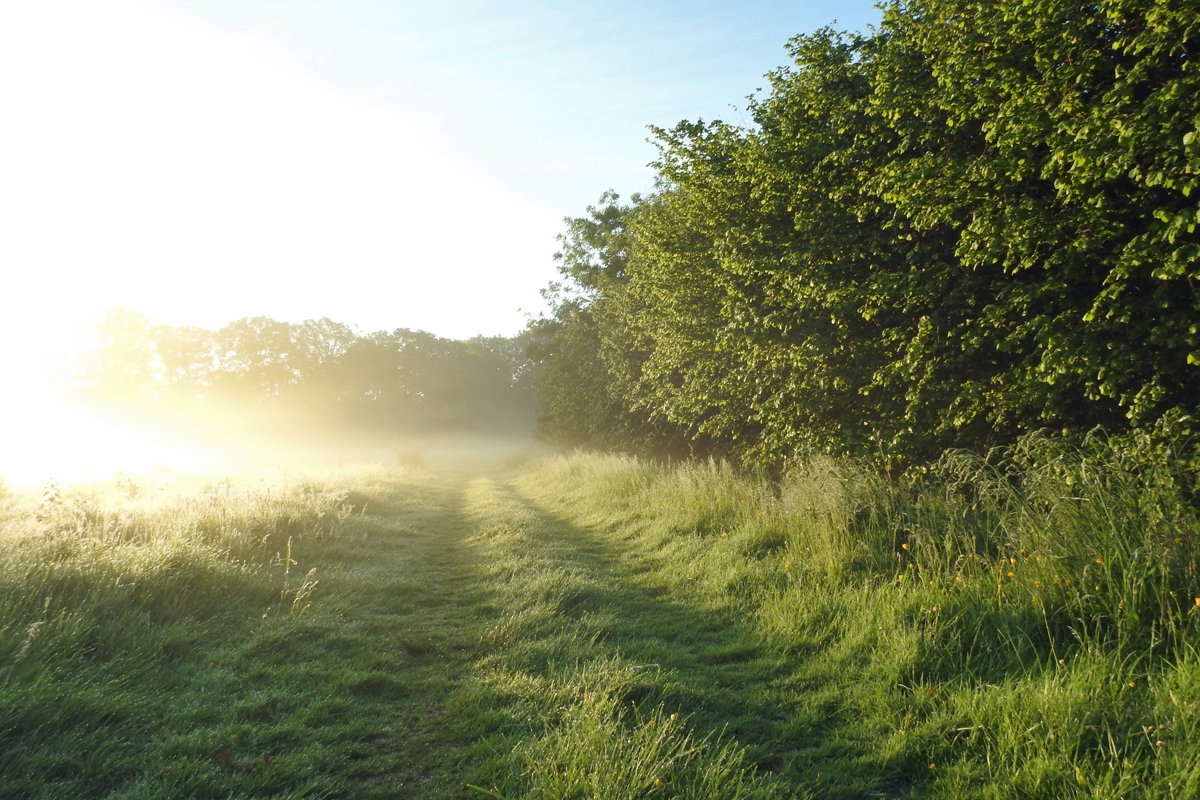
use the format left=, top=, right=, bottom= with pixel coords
left=1094, top=558, right=1103, bottom=565
left=1063, top=578, right=1073, bottom=586
left=901, top=543, right=909, bottom=551
left=1033, top=579, right=1042, bottom=588
left=1006, top=571, right=1016, bottom=579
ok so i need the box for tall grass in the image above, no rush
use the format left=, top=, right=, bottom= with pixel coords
left=4, top=433, right=1197, bottom=796
left=0, top=470, right=364, bottom=797
left=516, top=431, right=1200, bottom=796
left=1, top=474, right=353, bottom=631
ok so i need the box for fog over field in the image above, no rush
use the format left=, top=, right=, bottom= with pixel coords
left=2, top=0, right=1199, bottom=796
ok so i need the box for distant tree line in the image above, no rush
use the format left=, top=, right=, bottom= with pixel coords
left=527, top=0, right=1200, bottom=469
left=84, top=310, right=538, bottom=435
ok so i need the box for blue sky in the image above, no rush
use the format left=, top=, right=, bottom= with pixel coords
left=0, top=0, right=883, bottom=345
left=181, top=0, right=884, bottom=212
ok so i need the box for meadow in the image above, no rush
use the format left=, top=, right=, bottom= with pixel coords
left=2, top=434, right=1198, bottom=798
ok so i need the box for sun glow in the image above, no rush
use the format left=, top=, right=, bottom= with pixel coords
left=0, top=382, right=218, bottom=489
left=0, top=320, right=226, bottom=488
left=0, top=0, right=560, bottom=343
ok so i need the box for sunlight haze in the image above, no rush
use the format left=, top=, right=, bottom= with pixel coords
left=0, top=0, right=881, bottom=483
left=1, top=0, right=881, bottom=341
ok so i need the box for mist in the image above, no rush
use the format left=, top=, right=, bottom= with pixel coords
left=0, top=311, right=541, bottom=489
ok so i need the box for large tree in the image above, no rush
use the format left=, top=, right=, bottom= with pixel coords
left=531, top=0, right=1200, bottom=468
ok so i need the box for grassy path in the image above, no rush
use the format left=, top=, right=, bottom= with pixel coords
left=1, top=464, right=795, bottom=797
left=457, top=473, right=907, bottom=798
left=455, top=474, right=795, bottom=797
left=0, top=465, right=758, bottom=796
left=12, top=451, right=1196, bottom=796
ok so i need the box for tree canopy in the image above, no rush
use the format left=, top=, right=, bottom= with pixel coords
left=529, top=0, right=1200, bottom=469
left=83, top=310, right=538, bottom=438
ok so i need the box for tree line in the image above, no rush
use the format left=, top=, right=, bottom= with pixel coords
left=83, top=310, right=538, bottom=436
left=528, top=0, right=1200, bottom=469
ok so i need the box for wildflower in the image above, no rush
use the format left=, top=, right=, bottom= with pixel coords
left=1194, top=597, right=1200, bottom=607
left=1063, top=578, right=1073, bottom=586
left=1094, top=558, right=1103, bottom=565
left=669, top=713, right=677, bottom=723
left=1033, top=580, right=1042, bottom=588
left=654, top=777, right=663, bottom=787
left=1128, top=680, right=1136, bottom=688
left=901, top=543, right=909, bottom=551
left=898, top=573, right=906, bottom=581
left=1006, top=571, right=1016, bottom=579
left=1010, top=557, right=1017, bottom=566
left=929, top=763, right=937, bottom=770
left=783, top=560, right=792, bottom=571
left=1057, top=658, right=1066, bottom=665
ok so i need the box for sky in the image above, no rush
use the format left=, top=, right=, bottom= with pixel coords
left=0, top=0, right=883, bottom=349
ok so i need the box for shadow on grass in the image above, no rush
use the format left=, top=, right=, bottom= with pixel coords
left=458, top=478, right=916, bottom=799
left=0, top=472, right=523, bottom=800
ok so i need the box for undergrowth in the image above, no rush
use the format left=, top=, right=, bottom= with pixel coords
left=0, top=465, right=426, bottom=798
left=2, top=430, right=1197, bottom=797
left=514, top=430, right=1200, bottom=797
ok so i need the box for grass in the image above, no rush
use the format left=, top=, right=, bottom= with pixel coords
left=1, top=433, right=1198, bottom=797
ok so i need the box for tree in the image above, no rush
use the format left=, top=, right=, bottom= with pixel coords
left=527, top=193, right=692, bottom=455
left=531, top=0, right=1200, bottom=469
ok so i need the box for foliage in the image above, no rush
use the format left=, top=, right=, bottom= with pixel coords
left=527, top=194, right=696, bottom=457
left=81, top=310, right=538, bottom=436
left=530, top=0, right=1200, bottom=468
left=514, top=437, right=1200, bottom=797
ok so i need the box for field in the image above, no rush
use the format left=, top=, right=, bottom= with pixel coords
left=2, top=440, right=1199, bottom=798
